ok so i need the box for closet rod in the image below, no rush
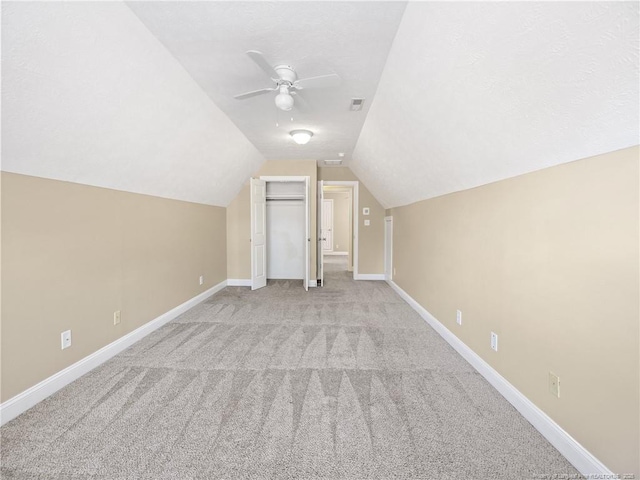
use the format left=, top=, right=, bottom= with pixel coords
left=266, top=197, right=305, bottom=201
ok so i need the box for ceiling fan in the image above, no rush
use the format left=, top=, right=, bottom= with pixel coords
left=234, top=50, right=341, bottom=111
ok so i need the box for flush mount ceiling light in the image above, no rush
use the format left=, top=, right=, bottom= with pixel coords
left=290, top=129, right=313, bottom=145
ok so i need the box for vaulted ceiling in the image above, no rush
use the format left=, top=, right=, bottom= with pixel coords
left=2, top=2, right=638, bottom=208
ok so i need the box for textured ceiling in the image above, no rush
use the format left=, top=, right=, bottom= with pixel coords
left=2, top=2, right=638, bottom=210
left=351, top=2, right=640, bottom=208
left=1, top=2, right=264, bottom=207
left=125, top=1, right=407, bottom=162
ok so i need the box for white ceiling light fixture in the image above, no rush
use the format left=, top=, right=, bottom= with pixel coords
left=290, top=129, right=313, bottom=145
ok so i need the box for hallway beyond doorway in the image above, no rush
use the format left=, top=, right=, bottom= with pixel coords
left=323, top=254, right=348, bottom=273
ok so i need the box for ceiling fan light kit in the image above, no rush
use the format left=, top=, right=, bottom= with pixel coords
left=290, top=130, right=313, bottom=145
left=275, top=85, right=294, bottom=111
left=234, top=50, right=341, bottom=112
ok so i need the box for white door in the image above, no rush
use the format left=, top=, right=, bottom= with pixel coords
left=322, top=199, right=333, bottom=252
left=304, top=177, right=309, bottom=291
left=317, top=181, right=324, bottom=287
left=250, top=178, right=267, bottom=290
left=384, top=216, right=393, bottom=281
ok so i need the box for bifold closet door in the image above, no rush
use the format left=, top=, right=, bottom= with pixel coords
left=266, top=201, right=305, bottom=279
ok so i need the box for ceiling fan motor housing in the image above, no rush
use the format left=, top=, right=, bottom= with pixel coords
left=274, top=65, right=297, bottom=84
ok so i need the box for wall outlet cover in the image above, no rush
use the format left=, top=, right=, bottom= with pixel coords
left=456, top=310, right=462, bottom=325
left=364, top=219, right=370, bottom=226
left=363, top=207, right=370, bottom=215
left=113, top=310, right=121, bottom=325
left=61, top=330, right=72, bottom=350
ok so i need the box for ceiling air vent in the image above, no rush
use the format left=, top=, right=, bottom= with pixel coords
left=324, top=159, right=343, bottom=166
left=350, top=98, right=365, bottom=111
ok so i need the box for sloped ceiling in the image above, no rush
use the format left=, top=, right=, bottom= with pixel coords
left=351, top=2, right=640, bottom=208
left=2, top=2, right=638, bottom=209
left=1, top=2, right=264, bottom=207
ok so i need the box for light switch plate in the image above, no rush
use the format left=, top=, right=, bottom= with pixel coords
left=490, top=332, right=498, bottom=351
left=362, top=207, right=370, bottom=215
left=364, top=219, right=370, bottom=226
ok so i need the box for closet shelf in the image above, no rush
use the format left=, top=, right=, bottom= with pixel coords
left=266, top=194, right=305, bottom=200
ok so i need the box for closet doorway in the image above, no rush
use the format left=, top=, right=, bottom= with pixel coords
left=250, top=176, right=310, bottom=291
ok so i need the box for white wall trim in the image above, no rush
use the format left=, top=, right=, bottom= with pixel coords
left=0, top=280, right=227, bottom=426
left=308, top=280, right=317, bottom=287
left=355, top=273, right=385, bottom=280
left=227, top=279, right=251, bottom=287
left=324, top=251, right=348, bottom=256
left=386, top=279, right=614, bottom=477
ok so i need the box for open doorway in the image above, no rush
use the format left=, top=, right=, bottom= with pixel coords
left=317, top=181, right=359, bottom=286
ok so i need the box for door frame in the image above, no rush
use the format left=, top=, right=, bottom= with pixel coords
left=322, top=181, right=359, bottom=279
left=384, top=215, right=393, bottom=282
left=260, top=175, right=310, bottom=290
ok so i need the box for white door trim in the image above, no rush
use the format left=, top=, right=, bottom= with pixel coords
left=322, top=198, right=334, bottom=252
left=322, top=181, right=358, bottom=279
left=317, top=180, right=324, bottom=287
left=384, top=216, right=393, bottom=281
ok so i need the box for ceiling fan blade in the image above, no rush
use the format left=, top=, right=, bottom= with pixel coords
left=294, top=73, right=341, bottom=90
left=290, top=91, right=309, bottom=112
left=246, top=50, right=279, bottom=80
left=234, top=87, right=276, bottom=100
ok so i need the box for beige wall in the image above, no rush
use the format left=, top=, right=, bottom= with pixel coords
left=390, top=147, right=640, bottom=475
left=1, top=172, right=227, bottom=402
left=227, top=160, right=317, bottom=280
left=318, top=167, right=385, bottom=274
left=324, top=191, right=350, bottom=253
left=226, top=184, right=251, bottom=279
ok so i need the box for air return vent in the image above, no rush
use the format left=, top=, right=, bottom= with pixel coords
left=350, top=98, right=365, bottom=111
left=324, top=159, right=343, bottom=165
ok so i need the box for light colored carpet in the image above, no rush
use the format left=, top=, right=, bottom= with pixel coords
left=1, top=262, right=578, bottom=479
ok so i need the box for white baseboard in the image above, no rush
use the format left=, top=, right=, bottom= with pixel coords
left=227, top=279, right=251, bottom=287
left=0, top=280, right=227, bottom=426
left=324, top=251, right=348, bottom=256
left=308, top=280, right=317, bottom=287
left=386, top=280, right=613, bottom=477
left=354, top=273, right=385, bottom=281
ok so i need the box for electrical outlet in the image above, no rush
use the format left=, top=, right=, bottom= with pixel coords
left=456, top=310, right=462, bottom=326
left=364, top=219, right=370, bottom=226
left=490, top=332, right=498, bottom=351
left=61, top=330, right=72, bottom=350
left=199, top=275, right=204, bottom=286
left=549, top=372, right=560, bottom=398
left=113, top=310, right=121, bottom=326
